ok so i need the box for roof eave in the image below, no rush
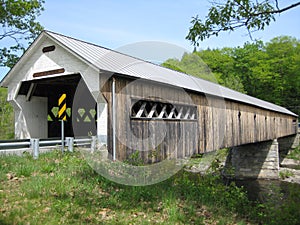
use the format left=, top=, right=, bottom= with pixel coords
left=0, top=31, right=48, bottom=88
left=44, top=31, right=100, bottom=74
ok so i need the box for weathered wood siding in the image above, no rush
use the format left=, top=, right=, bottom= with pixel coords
left=102, top=76, right=198, bottom=162
left=101, top=76, right=298, bottom=161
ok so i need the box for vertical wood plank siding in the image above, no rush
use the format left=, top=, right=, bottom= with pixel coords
left=102, top=76, right=298, bottom=161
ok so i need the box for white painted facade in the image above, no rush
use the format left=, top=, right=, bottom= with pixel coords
left=13, top=95, right=48, bottom=138
left=1, top=33, right=108, bottom=142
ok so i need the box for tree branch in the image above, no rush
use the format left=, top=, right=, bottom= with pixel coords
left=186, top=0, right=300, bottom=45
left=251, top=1, right=300, bottom=16
left=275, top=0, right=280, bottom=10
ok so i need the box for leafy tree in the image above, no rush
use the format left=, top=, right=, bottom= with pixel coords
left=186, top=0, right=300, bottom=46
left=163, top=36, right=300, bottom=115
left=231, top=41, right=271, bottom=99
left=264, top=36, right=300, bottom=111
left=195, top=48, right=245, bottom=93
left=228, top=36, right=300, bottom=114
left=162, top=52, right=219, bottom=83
left=0, top=0, right=44, bottom=68
left=162, top=51, right=245, bottom=92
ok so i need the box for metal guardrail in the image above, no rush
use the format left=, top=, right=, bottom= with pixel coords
left=0, top=140, right=30, bottom=148
left=0, top=137, right=93, bottom=159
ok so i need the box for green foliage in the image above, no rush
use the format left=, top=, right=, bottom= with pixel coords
left=162, top=51, right=246, bottom=92
left=287, top=146, right=300, bottom=161
left=162, top=52, right=219, bottom=83
left=163, top=36, right=300, bottom=115
left=233, top=36, right=300, bottom=114
left=279, top=169, right=294, bottom=179
left=0, top=0, right=45, bottom=68
left=255, top=182, right=300, bottom=225
left=186, top=0, right=300, bottom=46
left=162, top=48, right=246, bottom=92
left=196, top=48, right=246, bottom=92
left=124, top=150, right=145, bottom=166
left=0, top=87, right=14, bottom=139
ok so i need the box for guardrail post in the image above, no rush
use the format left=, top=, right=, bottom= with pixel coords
left=30, top=139, right=39, bottom=159
left=66, top=137, right=74, bottom=152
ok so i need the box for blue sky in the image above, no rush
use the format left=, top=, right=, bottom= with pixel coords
left=1, top=0, right=300, bottom=80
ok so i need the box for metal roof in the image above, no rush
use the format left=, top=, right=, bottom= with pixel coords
left=2, top=31, right=298, bottom=117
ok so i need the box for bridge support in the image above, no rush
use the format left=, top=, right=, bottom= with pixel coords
left=226, top=139, right=279, bottom=179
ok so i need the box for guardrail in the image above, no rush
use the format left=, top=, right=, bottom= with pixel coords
left=0, top=137, right=93, bottom=159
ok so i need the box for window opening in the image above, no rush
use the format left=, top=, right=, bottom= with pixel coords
left=131, top=99, right=197, bottom=120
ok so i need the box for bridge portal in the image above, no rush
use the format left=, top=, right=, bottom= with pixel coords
left=12, top=74, right=101, bottom=139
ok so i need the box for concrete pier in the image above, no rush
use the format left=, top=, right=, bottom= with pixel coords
left=227, top=139, right=279, bottom=179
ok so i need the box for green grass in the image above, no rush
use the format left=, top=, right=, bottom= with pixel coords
left=0, top=150, right=299, bottom=225
left=287, top=146, right=300, bottom=161
left=0, top=87, right=14, bottom=140
left=279, top=169, right=295, bottom=179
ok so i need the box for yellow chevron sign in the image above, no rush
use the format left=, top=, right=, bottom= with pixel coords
left=58, top=93, right=67, bottom=121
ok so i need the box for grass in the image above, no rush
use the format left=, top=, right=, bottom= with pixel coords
left=279, top=169, right=295, bottom=179
left=287, top=146, right=300, bottom=161
left=0, top=149, right=300, bottom=225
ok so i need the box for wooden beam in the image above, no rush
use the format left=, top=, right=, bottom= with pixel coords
left=136, top=102, right=147, bottom=118
left=147, top=104, right=157, bottom=118
left=158, top=105, right=167, bottom=118
left=26, top=83, right=36, bottom=101
left=168, top=107, right=176, bottom=119
left=33, top=68, right=65, bottom=78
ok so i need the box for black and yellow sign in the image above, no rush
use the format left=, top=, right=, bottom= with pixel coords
left=58, top=93, right=67, bottom=121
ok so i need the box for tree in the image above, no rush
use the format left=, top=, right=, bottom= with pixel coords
left=264, top=36, right=300, bottom=112
left=163, top=36, right=300, bottom=115
left=186, top=0, right=300, bottom=46
left=162, top=52, right=219, bottom=83
left=162, top=50, right=246, bottom=92
left=229, top=36, right=300, bottom=114
left=195, top=48, right=245, bottom=93
left=231, top=41, right=271, bottom=99
left=0, top=0, right=44, bottom=68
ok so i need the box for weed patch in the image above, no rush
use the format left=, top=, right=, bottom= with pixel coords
left=287, top=146, right=300, bottom=161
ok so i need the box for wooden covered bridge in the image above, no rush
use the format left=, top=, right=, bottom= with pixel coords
left=0, top=31, right=298, bottom=179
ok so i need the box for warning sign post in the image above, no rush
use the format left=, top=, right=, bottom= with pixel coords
left=58, top=94, right=67, bottom=152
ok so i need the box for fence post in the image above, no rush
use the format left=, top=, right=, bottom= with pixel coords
left=66, top=137, right=74, bottom=152
left=30, top=139, right=39, bottom=159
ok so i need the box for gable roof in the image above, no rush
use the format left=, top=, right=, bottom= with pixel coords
left=0, top=30, right=297, bottom=117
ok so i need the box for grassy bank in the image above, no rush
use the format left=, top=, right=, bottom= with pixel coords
left=0, top=150, right=299, bottom=225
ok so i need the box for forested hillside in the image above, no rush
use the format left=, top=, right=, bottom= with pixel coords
left=163, top=36, right=300, bottom=116
left=0, top=87, right=14, bottom=139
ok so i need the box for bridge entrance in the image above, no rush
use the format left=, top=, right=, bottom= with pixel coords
left=17, top=74, right=98, bottom=138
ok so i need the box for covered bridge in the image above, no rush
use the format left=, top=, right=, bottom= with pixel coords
left=0, top=31, right=298, bottom=171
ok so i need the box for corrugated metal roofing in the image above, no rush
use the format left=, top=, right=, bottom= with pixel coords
left=3, top=30, right=298, bottom=117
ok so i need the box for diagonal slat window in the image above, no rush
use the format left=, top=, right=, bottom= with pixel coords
left=131, top=99, right=197, bottom=121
